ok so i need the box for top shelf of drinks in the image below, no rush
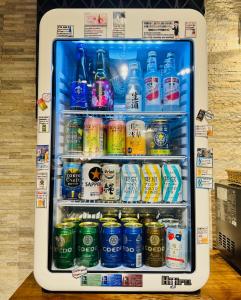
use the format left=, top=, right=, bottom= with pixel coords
left=66, top=47, right=185, bottom=113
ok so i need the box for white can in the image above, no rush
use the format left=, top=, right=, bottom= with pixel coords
left=166, top=226, right=188, bottom=269
left=162, top=164, right=182, bottom=203
left=121, top=164, right=141, bottom=203
left=81, top=163, right=102, bottom=201
left=101, top=164, right=120, bottom=202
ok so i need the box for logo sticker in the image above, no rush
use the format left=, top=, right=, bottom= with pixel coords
left=109, top=235, right=119, bottom=246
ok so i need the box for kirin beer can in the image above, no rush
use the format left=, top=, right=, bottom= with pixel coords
left=64, top=116, right=83, bottom=153
left=62, top=162, right=81, bottom=200
left=141, top=164, right=162, bottom=203
left=144, top=222, right=165, bottom=267
left=126, top=120, right=146, bottom=155
left=81, top=163, right=102, bottom=201
left=162, top=164, right=182, bottom=203
left=166, top=226, right=187, bottom=269
left=121, top=164, right=141, bottom=203
left=83, top=117, right=104, bottom=156
left=123, top=222, right=143, bottom=268
left=107, top=120, right=125, bottom=155
left=101, top=222, right=122, bottom=268
left=101, top=164, right=120, bottom=202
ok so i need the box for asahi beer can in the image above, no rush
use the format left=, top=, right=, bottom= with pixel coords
left=107, top=120, right=125, bottom=155
left=77, top=222, right=99, bottom=267
left=101, top=222, right=122, bottom=268
left=62, top=162, right=81, bottom=200
left=83, top=117, right=104, bottom=156
left=121, top=164, right=141, bottom=203
left=146, top=119, right=171, bottom=155
left=101, top=164, right=120, bottom=202
left=64, top=116, right=83, bottom=153
left=162, top=164, right=182, bottom=203
left=158, top=218, right=180, bottom=228
left=123, top=222, right=143, bottom=268
left=54, top=222, right=75, bottom=269
left=144, top=222, right=165, bottom=267
left=141, top=164, right=162, bottom=203
left=81, top=163, right=102, bottom=201
left=126, top=120, right=146, bottom=155
left=166, top=226, right=187, bottom=269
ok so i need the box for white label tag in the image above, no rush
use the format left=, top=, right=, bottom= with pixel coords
left=72, top=266, right=87, bottom=279
left=113, top=11, right=126, bottom=38
left=195, top=125, right=213, bottom=137
left=196, top=177, right=213, bottom=189
left=57, top=25, right=74, bottom=37
left=84, top=13, right=107, bottom=38
left=143, top=20, right=179, bottom=39
left=197, top=227, right=209, bottom=244
left=185, top=22, right=197, bottom=38
left=36, top=191, right=47, bottom=208
left=196, top=148, right=213, bottom=168
left=36, top=172, right=48, bottom=190
left=196, top=168, right=213, bottom=178
left=38, top=116, right=49, bottom=133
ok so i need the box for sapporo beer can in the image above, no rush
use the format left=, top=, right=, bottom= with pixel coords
left=101, top=222, right=122, bottom=268
left=64, top=116, right=83, bottom=153
left=62, top=162, right=81, bottom=200
left=126, top=120, right=146, bottom=155
left=77, top=222, right=99, bottom=267
left=146, top=120, right=171, bottom=155
left=162, top=164, right=183, bottom=203
left=107, top=120, right=125, bottom=155
left=166, top=226, right=187, bottom=269
left=63, top=217, right=82, bottom=257
left=144, top=222, right=165, bottom=267
left=83, top=117, right=104, bottom=156
left=101, top=164, right=120, bottom=202
left=141, top=164, right=162, bottom=203
left=121, top=164, right=141, bottom=203
left=123, top=222, right=143, bottom=268
left=81, top=163, right=102, bottom=201
left=54, top=222, right=75, bottom=269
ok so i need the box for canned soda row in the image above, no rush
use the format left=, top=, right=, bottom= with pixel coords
left=53, top=218, right=187, bottom=270
left=64, top=116, right=171, bottom=156
left=62, top=162, right=183, bottom=203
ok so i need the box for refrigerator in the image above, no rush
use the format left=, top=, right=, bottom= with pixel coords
left=35, top=8, right=209, bottom=292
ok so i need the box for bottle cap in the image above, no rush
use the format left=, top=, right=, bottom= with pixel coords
left=148, top=51, right=156, bottom=57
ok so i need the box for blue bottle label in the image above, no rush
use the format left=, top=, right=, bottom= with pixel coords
left=70, top=81, right=89, bottom=109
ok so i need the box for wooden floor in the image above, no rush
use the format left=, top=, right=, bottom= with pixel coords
left=9, top=251, right=241, bottom=300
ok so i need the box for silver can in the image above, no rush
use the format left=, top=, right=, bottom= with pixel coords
left=81, top=163, right=102, bottom=201
left=158, top=218, right=180, bottom=228
left=101, top=164, right=120, bottom=202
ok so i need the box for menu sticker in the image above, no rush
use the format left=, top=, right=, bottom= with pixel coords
left=185, top=22, right=197, bottom=38
left=196, top=167, right=213, bottom=178
left=196, top=177, right=213, bottom=189
left=197, top=227, right=209, bottom=244
left=195, top=125, right=213, bottom=137
left=122, top=274, right=142, bottom=287
left=72, top=266, right=87, bottom=279
left=36, top=145, right=49, bottom=169
left=113, top=11, right=126, bottom=38
left=81, top=274, right=102, bottom=286
left=196, top=148, right=213, bottom=168
left=36, top=172, right=48, bottom=190
left=38, top=116, right=49, bottom=133
left=143, top=20, right=179, bottom=39
left=84, top=13, right=107, bottom=38
left=36, top=191, right=47, bottom=208
left=57, top=25, right=74, bottom=37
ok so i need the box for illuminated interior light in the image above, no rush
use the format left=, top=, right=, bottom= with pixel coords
left=119, top=64, right=128, bottom=80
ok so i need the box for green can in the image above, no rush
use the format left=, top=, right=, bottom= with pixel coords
left=64, top=116, right=83, bottom=153
left=63, top=217, right=82, bottom=257
left=77, top=222, right=99, bottom=267
left=54, top=222, right=75, bottom=269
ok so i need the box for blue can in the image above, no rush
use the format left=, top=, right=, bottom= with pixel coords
left=70, top=80, right=89, bottom=109
left=101, top=222, right=122, bottom=268
left=62, top=162, right=81, bottom=199
left=123, top=222, right=143, bottom=268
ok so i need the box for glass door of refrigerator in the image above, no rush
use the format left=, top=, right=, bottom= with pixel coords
left=50, top=40, right=194, bottom=273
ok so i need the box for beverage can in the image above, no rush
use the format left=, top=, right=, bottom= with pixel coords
left=126, top=120, right=146, bottom=155
left=163, top=77, right=180, bottom=105
left=139, top=213, right=156, bottom=225
left=64, top=116, right=83, bottom=153
left=62, top=162, right=81, bottom=200
left=162, top=164, right=182, bottom=203
left=101, top=164, right=120, bottom=202
left=107, top=120, right=125, bottom=155
left=101, top=222, right=122, bottom=268
left=166, top=226, right=187, bottom=269
left=99, top=217, right=117, bottom=226
left=83, top=117, right=104, bottom=156
left=62, top=217, right=82, bottom=257
left=81, top=163, right=102, bottom=201
left=158, top=218, right=180, bottom=228
left=77, top=222, right=99, bottom=267
left=123, top=222, right=143, bottom=268
left=144, top=222, right=165, bottom=267
left=120, top=217, right=138, bottom=225
left=54, top=222, right=75, bottom=269
left=141, top=164, right=162, bottom=203
left=121, top=164, right=141, bottom=203
left=146, top=120, right=171, bottom=155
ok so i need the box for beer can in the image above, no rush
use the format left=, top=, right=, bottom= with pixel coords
left=158, top=218, right=180, bottom=228
left=126, top=120, right=146, bottom=155
left=102, top=208, right=119, bottom=219
left=141, top=164, right=162, bottom=203
left=107, top=120, right=125, bottom=155
left=139, top=213, right=156, bottom=225
left=121, top=164, right=141, bottom=203
left=62, top=162, right=81, bottom=200
left=166, top=226, right=187, bottom=269
left=77, top=222, right=99, bottom=267
left=120, top=217, right=138, bottom=225
left=99, top=217, right=117, bottom=227
left=123, top=222, right=143, bottom=268
left=146, top=120, right=171, bottom=155
left=81, top=163, right=102, bottom=201
left=64, top=116, right=83, bottom=153
left=162, top=164, right=182, bottom=203
left=54, top=222, right=75, bottom=269
left=83, top=117, right=104, bottom=156
left=101, top=222, right=122, bottom=268
left=101, top=164, right=120, bottom=202
left=144, top=222, right=165, bottom=267
left=62, top=217, right=82, bottom=257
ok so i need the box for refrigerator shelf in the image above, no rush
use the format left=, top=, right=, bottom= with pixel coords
left=57, top=200, right=188, bottom=208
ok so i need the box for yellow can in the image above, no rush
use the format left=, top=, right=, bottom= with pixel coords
left=126, top=120, right=146, bottom=155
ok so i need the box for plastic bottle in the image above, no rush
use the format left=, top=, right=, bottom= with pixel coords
left=159, top=64, right=164, bottom=106
left=144, top=51, right=161, bottom=111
